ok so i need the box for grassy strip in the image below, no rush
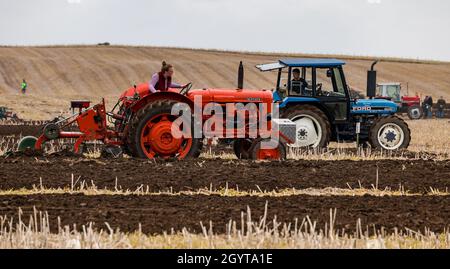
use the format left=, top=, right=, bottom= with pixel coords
left=0, top=206, right=448, bottom=249
left=0, top=185, right=448, bottom=197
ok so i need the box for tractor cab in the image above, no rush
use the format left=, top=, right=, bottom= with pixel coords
left=376, top=83, right=402, bottom=102
left=257, top=59, right=399, bottom=123
left=257, top=59, right=352, bottom=123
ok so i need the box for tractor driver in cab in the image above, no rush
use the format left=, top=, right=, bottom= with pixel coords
left=291, top=68, right=309, bottom=96
left=149, top=61, right=189, bottom=93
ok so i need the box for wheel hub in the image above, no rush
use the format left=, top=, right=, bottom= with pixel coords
left=378, top=123, right=404, bottom=150
left=147, top=121, right=182, bottom=155
left=297, top=128, right=309, bottom=141
left=385, top=130, right=397, bottom=143
left=410, top=108, right=421, bottom=119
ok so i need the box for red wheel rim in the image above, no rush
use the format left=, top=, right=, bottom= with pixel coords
left=140, top=114, right=193, bottom=159
left=256, top=148, right=281, bottom=160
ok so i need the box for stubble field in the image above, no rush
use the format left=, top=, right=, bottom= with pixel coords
left=0, top=46, right=449, bottom=248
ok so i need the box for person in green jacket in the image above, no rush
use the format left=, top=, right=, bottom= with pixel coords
left=21, top=79, right=27, bottom=94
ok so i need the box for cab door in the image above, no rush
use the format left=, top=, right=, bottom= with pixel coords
left=313, top=67, right=350, bottom=123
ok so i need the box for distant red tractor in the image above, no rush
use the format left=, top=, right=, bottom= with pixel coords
left=376, top=83, right=423, bottom=120
left=18, top=65, right=295, bottom=160
left=0, top=107, right=19, bottom=121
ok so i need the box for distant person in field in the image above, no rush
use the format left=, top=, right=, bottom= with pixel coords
left=291, top=68, right=309, bottom=95
left=426, top=95, right=434, bottom=118
left=21, top=79, right=27, bottom=94
left=422, top=96, right=428, bottom=118
left=149, top=61, right=188, bottom=93
left=436, top=96, right=446, bottom=118
left=423, top=96, right=433, bottom=119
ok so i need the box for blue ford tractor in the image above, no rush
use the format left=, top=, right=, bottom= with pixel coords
left=256, top=59, right=411, bottom=150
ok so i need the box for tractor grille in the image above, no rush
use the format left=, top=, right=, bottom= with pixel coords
left=272, top=119, right=297, bottom=143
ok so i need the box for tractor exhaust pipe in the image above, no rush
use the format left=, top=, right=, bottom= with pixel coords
left=238, top=61, right=244, bottom=89
left=367, top=60, right=379, bottom=98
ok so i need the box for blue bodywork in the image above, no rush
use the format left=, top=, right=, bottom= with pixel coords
left=276, top=96, right=320, bottom=108
left=274, top=93, right=398, bottom=116
left=350, top=99, right=398, bottom=115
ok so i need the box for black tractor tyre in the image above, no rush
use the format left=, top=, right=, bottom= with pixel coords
left=127, top=100, right=203, bottom=159
left=407, top=105, right=423, bottom=120
left=369, top=116, right=411, bottom=150
left=281, top=105, right=331, bottom=148
left=233, top=139, right=253, bottom=159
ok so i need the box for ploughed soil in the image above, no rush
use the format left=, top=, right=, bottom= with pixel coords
left=0, top=124, right=81, bottom=137
left=0, top=194, right=448, bottom=234
left=0, top=125, right=45, bottom=137
left=0, top=157, right=449, bottom=193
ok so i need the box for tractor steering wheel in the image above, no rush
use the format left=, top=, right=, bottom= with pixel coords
left=179, top=83, right=193, bottom=96
left=316, top=83, right=323, bottom=95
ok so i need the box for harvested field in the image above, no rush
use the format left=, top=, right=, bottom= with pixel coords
left=0, top=119, right=449, bottom=247
left=1, top=194, right=449, bottom=235
left=0, top=47, right=449, bottom=249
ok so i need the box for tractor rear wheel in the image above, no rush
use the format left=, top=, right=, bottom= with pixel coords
left=127, top=100, right=203, bottom=159
left=407, top=105, right=423, bottom=120
left=369, top=116, right=411, bottom=150
left=281, top=105, right=331, bottom=149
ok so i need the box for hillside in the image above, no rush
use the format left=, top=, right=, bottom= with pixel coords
left=0, top=46, right=449, bottom=120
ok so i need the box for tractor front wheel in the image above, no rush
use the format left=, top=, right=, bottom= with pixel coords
left=407, top=105, right=423, bottom=120
left=250, top=138, right=287, bottom=161
left=369, top=116, right=411, bottom=150
left=127, top=100, right=203, bottom=159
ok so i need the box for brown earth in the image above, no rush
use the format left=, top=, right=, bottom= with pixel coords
left=0, top=157, right=448, bottom=193
left=0, top=125, right=43, bottom=137
left=0, top=46, right=449, bottom=120
left=0, top=194, right=448, bottom=234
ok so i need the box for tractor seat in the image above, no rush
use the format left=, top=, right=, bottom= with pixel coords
left=71, top=100, right=91, bottom=110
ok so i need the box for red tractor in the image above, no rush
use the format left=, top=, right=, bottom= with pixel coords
left=18, top=64, right=295, bottom=160
left=376, top=83, right=423, bottom=120
left=0, top=107, right=19, bottom=122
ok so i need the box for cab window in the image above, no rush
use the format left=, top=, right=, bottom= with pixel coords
left=315, top=68, right=347, bottom=97
left=333, top=68, right=346, bottom=97
left=291, top=68, right=313, bottom=97
left=277, top=69, right=289, bottom=98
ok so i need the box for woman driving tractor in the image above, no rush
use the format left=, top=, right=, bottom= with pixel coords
left=149, top=61, right=189, bottom=93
